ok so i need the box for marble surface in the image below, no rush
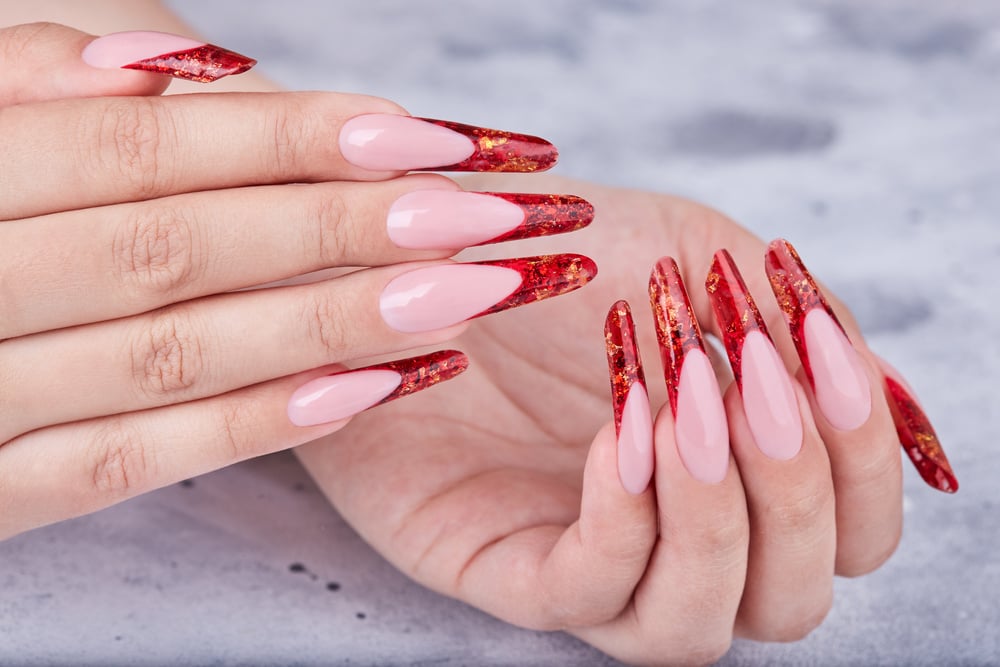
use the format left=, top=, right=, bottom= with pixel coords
left=3, top=1, right=999, bottom=664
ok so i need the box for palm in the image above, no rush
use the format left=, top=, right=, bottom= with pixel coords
left=297, top=175, right=759, bottom=623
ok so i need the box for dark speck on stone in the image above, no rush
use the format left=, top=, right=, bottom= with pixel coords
left=326, top=582, right=341, bottom=592
left=289, top=563, right=307, bottom=574
left=811, top=201, right=828, bottom=217
left=356, top=612, right=366, bottom=620
left=114, top=636, right=122, bottom=641
left=179, top=479, right=194, bottom=488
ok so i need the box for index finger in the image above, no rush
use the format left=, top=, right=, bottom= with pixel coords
left=0, top=91, right=558, bottom=220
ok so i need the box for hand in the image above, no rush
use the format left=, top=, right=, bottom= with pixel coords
left=296, top=174, right=957, bottom=666
left=0, top=24, right=593, bottom=539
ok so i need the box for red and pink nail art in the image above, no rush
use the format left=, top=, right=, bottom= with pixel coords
left=605, top=300, right=654, bottom=494
left=82, top=31, right=256, bottom=82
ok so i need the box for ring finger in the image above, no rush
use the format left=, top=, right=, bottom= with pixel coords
left=0, top=253, right=596, bottom=441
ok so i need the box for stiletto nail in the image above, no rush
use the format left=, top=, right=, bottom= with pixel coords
left=287, top=350, right=468, bottom=426
left=766, top=239, right=871, bottom=431
left=877, top=358, right=958, bottom=493
left=706, top=250, right=802, bottom=460
left=380, top=254, right=597, bottom=333
left=387, top=191, right=593, bottom=250
left=339, top=115, right=557, bottom=172
left=649, top=258, right=729, bottom=483
left=605, top=301, right=654, bottom=495
left=82, top=31, right=256, bottom=82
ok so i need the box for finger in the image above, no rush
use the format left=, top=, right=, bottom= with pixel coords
left=446, top=303, right=658, bottom=630
left=704, top=250, right=837, bottom=641
left=0, top=91, right=558, bottom=220
left=576, top=288, right=747, bottom=666
left=0, top=350, right=467, bottom=541
left=0, top=23, right=171, bottom=106
left=0, top=254, right=595, bottom=440
left=764, top=239, right=905, bottom=575
left=1, top=175, right=593, bottom=337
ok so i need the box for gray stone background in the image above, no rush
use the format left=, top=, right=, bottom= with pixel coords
left=2, top=1, right=998, bottom=664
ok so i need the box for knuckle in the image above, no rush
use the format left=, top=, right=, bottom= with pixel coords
left=88, top=419, right=153, bottom=500
left=0, top=23, right=55, bottom=63
left=112, top=204, right=199, bottom=300
left=93, top=98, right=172, bottom=199
left=310, top=186, right=354, bottom=265
left=265, top=97, right=312, bottom=179
left=303, top=291, right=350, bottom=359
left=767, top=484, right=833, bottom=538
left=130, top=307, right=204, bottom=399
left=216, top=398, right=259, bottom=463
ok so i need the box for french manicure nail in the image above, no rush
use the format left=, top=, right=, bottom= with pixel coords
left=387, top=191, right=593, bottom=250
left=82, top=31, right=256, bottom=82
left=287, top=350, right=468, bottom=426
left=877, top=357, right=958, bottom=493
left=706, top=250, right=802, bottom=460
left=649, top=258, right=729, bottom=483
left=766, top=239, right=871, bottom=431
left=606, top=301, right=654, bottom=495
left=339, top=115, right=558, bottom=172
left=379, top=254, right=597, bottom=333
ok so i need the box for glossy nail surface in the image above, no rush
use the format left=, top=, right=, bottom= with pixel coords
left=380, top=254, right=597, bottom=333
left=287, top=350, right=468, bottom=426
left=766, top=239, right=871, bottom=431
left=649, top=258, right=728, bottom=483
left=82, top=31, right=256, bottom=82
left=877, top=358, right=958, bottom=493
left=606, top=301, right=654, bottom=494
left=706, top=250, right=802, bottom=459
left=387, top=191, right=592, bottom=250
left=340, top=115, right=557, bottom=173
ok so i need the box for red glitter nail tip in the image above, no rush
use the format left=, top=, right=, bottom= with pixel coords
left=649, top=257, right=708, bottom=416
left=605, top=300, right=646, bottom=436
left=884, top=377, right=958, bottom=493
left=765, top=239, right=851, bottom=387
left=474, top=193, right=593, bottom=246
left=474, top=253, right=598, bottom=319
left=705, top=249, right=770, bottom=389
left=123, top=44, right=257, bottom=82
left=363, top=350, right=469, bottom=408
left=416, top=118, right=558, bottom=173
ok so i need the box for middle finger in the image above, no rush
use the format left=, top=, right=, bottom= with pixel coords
left=0, top=175, right=592, bottom=338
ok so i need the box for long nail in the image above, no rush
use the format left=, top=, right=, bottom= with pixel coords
left=339, top=115, right=558, bottom=172
left=766, top=239, right=871, bottom=431
left=82, top=31, right=256, bottom=82
left=649, top=258, right=729, bottom=483
left=877, top=357, right=958, bottom=493
left=706, top=250, right=802, bottom=460
left=387, top=191, right=593, bottom=250
left=605, top=301, right=654, bottom=495
left=287, top=350, right=468, bottom=426
left=380, top=254, right=597, bottom=333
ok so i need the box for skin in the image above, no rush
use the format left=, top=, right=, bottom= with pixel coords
left=0, top=11, right=905, bottom=665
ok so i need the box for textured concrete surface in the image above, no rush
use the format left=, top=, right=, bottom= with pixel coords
left=2, top=1, right=998, bottom=664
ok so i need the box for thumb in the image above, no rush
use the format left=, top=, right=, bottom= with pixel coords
left=0, top=22, right=256, bottom=106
